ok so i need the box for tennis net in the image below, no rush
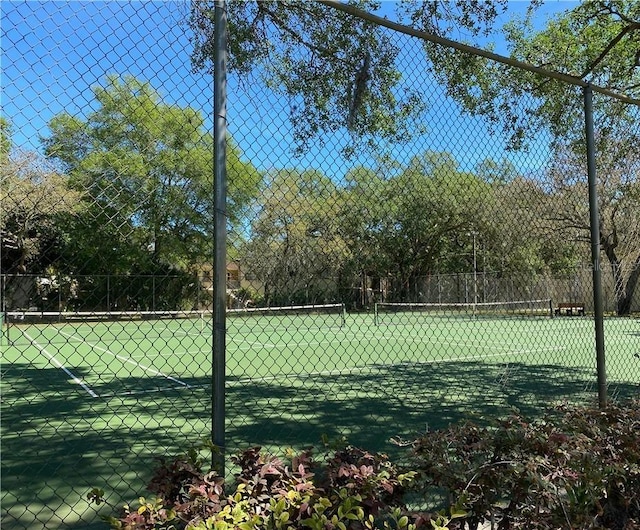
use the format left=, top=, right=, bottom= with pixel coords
left=227, top=303, right=347, bottom=334
left=374, top=299, right=553, bottom=325
left=3, top=303, right=347, bottom=345
left=3, top=309, right=212, bottom=345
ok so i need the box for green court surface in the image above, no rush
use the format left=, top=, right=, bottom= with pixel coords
left=1, top=309, right=639, bottom=529
left=3, top=309, right=638, bottom=394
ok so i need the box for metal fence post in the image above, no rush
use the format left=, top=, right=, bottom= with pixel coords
left=213, top=0, right=228, bottom=474
left=584, top=84, right=607, bottom=408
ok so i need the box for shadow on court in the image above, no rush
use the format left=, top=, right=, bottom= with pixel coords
left=225, top=360, right=638, bottom=453
left=2, top=359, right=638, bottom=529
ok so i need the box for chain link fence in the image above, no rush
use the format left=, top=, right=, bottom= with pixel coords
left=2, top=1, right=639, bottom=528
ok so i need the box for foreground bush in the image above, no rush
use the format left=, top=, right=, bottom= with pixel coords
left=90, top=399, right=640, bottom=529
left=89, top=444, right=421, bottom=530
left=408, top=399, right=640, bottom=529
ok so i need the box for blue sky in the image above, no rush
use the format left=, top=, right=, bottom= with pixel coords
left=2, top=1, right=578, bottom=180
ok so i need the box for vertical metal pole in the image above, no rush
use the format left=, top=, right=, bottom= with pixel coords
left=213, top=0, right=227, bottom=474
left=584, top=84, right=607, bottom=408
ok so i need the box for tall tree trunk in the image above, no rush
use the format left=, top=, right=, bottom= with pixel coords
left=617, top=253, right=640, bottom=316
left=603, top=241, right=639, bottom=316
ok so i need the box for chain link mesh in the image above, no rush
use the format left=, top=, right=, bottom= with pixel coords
left=1, top=2, right=639, bottom=528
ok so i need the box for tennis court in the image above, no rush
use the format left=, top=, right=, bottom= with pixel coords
left=3, top=301, right=638, bottom=403
left=2, top=303, right=639, bottom=528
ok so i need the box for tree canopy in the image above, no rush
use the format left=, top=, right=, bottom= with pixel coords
left=191, top=0, right=432, bottom=155
left=190, top=0, right=637, bottom=313
left=240, top=168, right=345, bottom=305
left=0, top=148, right=84, bottom=275
left=424, top=0, right=640, bottom=150
left=4, top=2, right=638, bottom=313
left=0, top=117, right=11, bottom=164
left=190, top=1, right=638, bottom=152
left=546, top=137, right=640, bottom=315
left=43, top=75, right=262, bottom=276
left=239, top=150, right=576, bottom=306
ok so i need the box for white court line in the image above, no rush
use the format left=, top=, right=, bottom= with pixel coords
left=59, top=330, right=191, bottom=389
left=91, top=330, right=535, bottom=354
left=130, top=348, right=209, bottom=359
left=228, top=336, right=278, bottom=348
left=23, top=331, right=99, bottom=398
left=348, top=329, right=525, bottom=349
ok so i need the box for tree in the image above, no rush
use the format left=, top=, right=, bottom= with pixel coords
left=191, top=1, right=639, bottom=309
left=339, top=165, right=387, bottom=267
left=475, top=158, right=518, bottom=186
left=404, top=0, right=640, bottom=312
left=190, top=0, right=437, bottom=156
left=194, top=1, right=626, bottom=155
left=1, top=120, right=84, bottom=311
left=501, top=3, right=639, bottom=314
left=547, top=139, right=640, bottom=315
left=338, top=152, right=493, bottom=301
left=504, top=1, right=639, bottom=145
left=406, top=1, right=639, bottom=150
left=241, top=168, right=346, bottom=305
left=0, top=148, right=84, bottom=275
left=43, top=75, right=262, bottom=276
left=0, top=117, right=11, bottom=164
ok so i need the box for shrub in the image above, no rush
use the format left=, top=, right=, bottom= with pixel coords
left=90, top=444, right=418, bottom=530
left=406, top=399, right=640, bottom=529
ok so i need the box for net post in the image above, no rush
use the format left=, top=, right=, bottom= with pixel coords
left=374, top=302, right=379, bottom=326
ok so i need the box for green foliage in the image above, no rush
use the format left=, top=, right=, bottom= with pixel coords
left=191, top=0, right=638, bottom=155
left=339, top=152, right=497, bottom=290
left=0, top=149, right=85, bottom=275
left=404, top=0, right=640, bottom=310
left=504, top=1, right=639, bottom=141
left=234, top=287, right=264, bottom=307
left=43, top=74, right=261, bottom=277
left=545, top=139, right=640, bottom=315
left=191, top=0, right=557, bottom=156
left=190, top=1, right=425, bottom=156
left=420, top=0, right=639, bottom=150
left=0, top=117, right=11, bottom=163
left=241, top=168, right=347, bottom=306
left=242, top=149, right=582, bottom=307
left=93, top=444, right=416, bottom=530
